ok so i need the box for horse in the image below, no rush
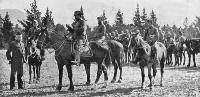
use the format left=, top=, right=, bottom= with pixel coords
left=26, top=37, right=43, bottom=84
left=184, top=38, right=200, bottom=67
left=129, top=33, right=167, bottom=90
left=165, top=42, right=176, bottom=65
left=87, top=33, right=125, bottom=84
left=173, top=36, right=187, bottom=66
left=37, top=29, right=114, bottom=91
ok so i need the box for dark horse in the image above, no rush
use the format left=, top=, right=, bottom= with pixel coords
left=26, top=37, right=43, bottom=84
left=129, top=33, right=166, bottom=90
left=37, top=29, right=116, bottom=91
left=184, top=38, right=200, bottom=67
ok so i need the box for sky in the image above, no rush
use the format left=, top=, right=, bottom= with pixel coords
left=0, top=0, right=200, bottom=27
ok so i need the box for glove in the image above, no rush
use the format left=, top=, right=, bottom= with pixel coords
left=8, top=60, right=12, bottom=64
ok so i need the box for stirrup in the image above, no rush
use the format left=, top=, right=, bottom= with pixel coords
left=71, top=61, right=80, bottom=66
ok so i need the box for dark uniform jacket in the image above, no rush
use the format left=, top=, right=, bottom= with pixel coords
left=96, top=23, right=106, bottom=39
left=144, top=26, right=159, bottom=45
left=6, top=41, right=26, bottom=63
left=71, top=19, right=87, bottom=40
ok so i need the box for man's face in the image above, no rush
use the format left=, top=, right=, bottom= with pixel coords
left=97, top=19, right=101, bottom=23
left=74, top=14, right=81, bottom=20
left=15, top=35, right=23, bottom=42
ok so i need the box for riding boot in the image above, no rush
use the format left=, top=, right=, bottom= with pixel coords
left=71, top=50, right=80, bottom=66
left=71, top=41, right=81, bottom=66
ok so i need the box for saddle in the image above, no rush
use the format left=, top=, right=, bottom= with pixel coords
left=73, top=40, right=93, bottom=57
left=96, top=39, right=109, bottom=50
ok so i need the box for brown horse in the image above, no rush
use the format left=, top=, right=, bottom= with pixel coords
left=37, top=29, right=113, bottom=91
left=129, top=33, right=167, bottom=90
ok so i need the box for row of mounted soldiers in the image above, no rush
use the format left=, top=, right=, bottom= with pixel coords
left=5, top=8, right=187, bottom=90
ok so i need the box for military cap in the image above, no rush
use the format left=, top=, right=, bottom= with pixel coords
left=74, top=10, right=83, bottom=16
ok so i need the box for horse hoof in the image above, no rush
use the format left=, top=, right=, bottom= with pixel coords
left=150, top=87, right=153, bottom=90
left=111, top=80, right=115, bottom=83
left=29, top=81, right=31, bottom=84
left=85, top=82, right=91, bottom=86
left=56, top=85, right=62, bottom=91
left=194, top=65, right=197, bottom=67
left=160, top=84, right=163, bottom=87
left=117, top=79, right=122, bottom=83
left=68, top=86, right=74, bottom=91
left=187, top=65, right=190, bottom=68
left=102, top=85, right=107, bottom=88
left=91, top=88, right=96, bottom=90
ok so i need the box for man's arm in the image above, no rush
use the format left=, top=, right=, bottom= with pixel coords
left=6, top=43, right=13, bottom=61
left=66, top=24, right=74, bottom=33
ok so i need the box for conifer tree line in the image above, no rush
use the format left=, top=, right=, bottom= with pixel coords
left=0, top=0, right=200, bottom=48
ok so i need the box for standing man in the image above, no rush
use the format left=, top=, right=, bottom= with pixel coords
left=6, top=32, right=26, bottom=90
left=66, top=10, right=87, bottom=66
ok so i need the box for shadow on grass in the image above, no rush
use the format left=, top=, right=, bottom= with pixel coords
left=165, top=66, right=200, bottom=73
left=6, top=86, right=142, bottom=97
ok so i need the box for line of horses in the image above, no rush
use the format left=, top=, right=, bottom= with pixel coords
left=24, top=29, right=200, bottom=91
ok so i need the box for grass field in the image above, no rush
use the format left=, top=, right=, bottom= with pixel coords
left=1, top=50, right=200, bottom=97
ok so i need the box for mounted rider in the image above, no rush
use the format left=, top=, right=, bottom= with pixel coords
left=66, top=10, right=87, bottom=66
left=143, top=20, right=159, bottom=59
left=95, top=16, right=106, bottom=42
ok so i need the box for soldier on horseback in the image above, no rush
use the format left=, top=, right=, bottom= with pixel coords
left=66, top=10, right=87, bottom=66
left=95, top=16, right=106, bottom=42
left=143, top=20, right=159, bottom=59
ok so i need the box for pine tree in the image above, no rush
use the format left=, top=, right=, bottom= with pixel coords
left=141, top=8, right=147, bottom=22
left=115, top=9, right=123, bottom=25
left=0, top=14, right=3, bottom=28
left=42, top=8, right=55, bottom=33
left=133, top=4, right=141, bottom=28
left=0, top=14, right=3, bottom=48
left=150, top=10, right=158, bottom=27
left=18, top=0, right=42, bottom=38
left=114, top=9, right=124, bottom=33
left=2, top=12, right=13, bottom=42
left=183, top=17, right=189, bottom=28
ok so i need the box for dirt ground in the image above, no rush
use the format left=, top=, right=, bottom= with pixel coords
left=1, top=50, right=200, bottom=97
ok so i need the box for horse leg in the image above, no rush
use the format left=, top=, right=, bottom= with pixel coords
left=183, top=51, right=186, bottom=65
left=187, top=53, right=191, bottom=67
left=36, top=64, right=39, bottom=82
left=84, top=63, right=91, bottom=85
left=152, top=61, right=157, bottom=86
left=193, top=53, right=196, bottom=67
left=160, top=57, right=165, bottom=87
left=29, top=64, right=32, bottom=84
left=95, top=63, right=103, bottom=84
left=180, top=53, right=182, bottom=65
left=33, top=65, right=36, bottom=83
left=56, top=63, right=64, bottom=91
left=111, top=60, right=117, bottom=83
left=102, top=65, right=108, bottom=88
left=117, top=58, right=122, bottom=83
left=170, top=54, right=173, bottom=65
left=140, top=65, right=145, bottom=89
left=66, top=64, right=74, bottom=91
left=148, top=63, right=153, bottom=90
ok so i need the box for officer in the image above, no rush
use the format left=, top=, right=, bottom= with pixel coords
left=66, top=10, right=87, bottom=66
left=6, top=32, right=26, bottom=90
left=95, top=16, right=106, bottom=42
